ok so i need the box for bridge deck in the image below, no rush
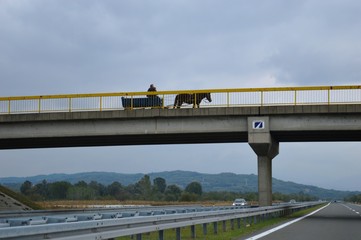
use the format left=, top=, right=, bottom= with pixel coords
left=1, top=104, right=361, bottom=149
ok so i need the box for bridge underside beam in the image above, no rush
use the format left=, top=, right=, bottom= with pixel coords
left=0, top=132, right=249, bottom=150
left=2, top=129, right=361, bottom=150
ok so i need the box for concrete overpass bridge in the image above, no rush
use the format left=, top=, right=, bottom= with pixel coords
left=1, top=85, right=361, bottom=206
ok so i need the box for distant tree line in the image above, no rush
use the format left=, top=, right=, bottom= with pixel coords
left=19, top=174, right=317, bottom=203
left=344, top=194, right=361, bottom=203
left=20, top=175, right=206, bottom=202
left=272, top=192, right=317, bottom=202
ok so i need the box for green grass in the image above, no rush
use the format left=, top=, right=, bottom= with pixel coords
left=0, top=184, right=42, bottom=210
left=116, top=204, right=327, bottom=240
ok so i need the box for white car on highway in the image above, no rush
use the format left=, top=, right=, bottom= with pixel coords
left=232, top=198, right=248, bottom=206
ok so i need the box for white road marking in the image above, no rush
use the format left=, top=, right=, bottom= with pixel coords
left=245, top=203, right=330, bottom=240
left=341, top=203, right=361, bottom=216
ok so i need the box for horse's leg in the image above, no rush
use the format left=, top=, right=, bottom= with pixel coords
left=174, top=96, right=178, bottom=109
left=177, top=96, right=186, bottom=108
left=174, top=99, right=182, bottom=108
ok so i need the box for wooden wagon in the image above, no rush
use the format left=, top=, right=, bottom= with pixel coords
left=121, top=96, right=163, bottom=109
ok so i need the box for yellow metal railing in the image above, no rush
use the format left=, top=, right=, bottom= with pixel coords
left=1, top=85, right=361, bottom=114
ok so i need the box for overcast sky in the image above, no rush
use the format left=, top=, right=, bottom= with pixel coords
left=1, top=0, right=360, bottom=191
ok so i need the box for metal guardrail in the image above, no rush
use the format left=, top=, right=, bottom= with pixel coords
left=0, top=85, right=361, bottom=114
left=0, top=202, right=324, bottom=240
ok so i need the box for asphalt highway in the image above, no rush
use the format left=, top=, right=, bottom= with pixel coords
left=244, top=202, right=361, bottom=240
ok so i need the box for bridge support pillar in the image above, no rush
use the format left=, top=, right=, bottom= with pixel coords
left=248, top=117, right=279, bottom=206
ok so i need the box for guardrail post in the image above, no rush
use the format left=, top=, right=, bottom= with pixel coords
left=230, top=219, right=234, bottom=230
left=191, top=225, right=196, bottom=238
left=213, top=222, right=218, bottom=234
left=159, top=230, right=164, bottom=240
left=237, top=218, right=241, bottom=229
left=136, top=233, right=142, bottom=240
left=222, top=220, right=226, bottom=232
left=202, top=223, right=208, bottom=235
left=281, top=209, right=285, bottom=217
left=176, top=227, right=181, bottom=240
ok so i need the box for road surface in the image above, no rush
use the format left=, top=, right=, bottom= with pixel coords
left=244, top=202, right=361, bottom=240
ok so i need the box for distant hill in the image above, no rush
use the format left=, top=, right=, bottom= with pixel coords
left=0, top=171, right=358, bottom=200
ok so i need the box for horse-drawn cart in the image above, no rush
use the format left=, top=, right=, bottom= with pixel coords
left=121, top=96, right=163, bottom=109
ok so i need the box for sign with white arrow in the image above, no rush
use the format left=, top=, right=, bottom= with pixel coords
left=252, top=120, right=265, bottom=129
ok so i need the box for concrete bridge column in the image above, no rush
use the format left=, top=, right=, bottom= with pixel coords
left=248, top=117, right=279, bottom=206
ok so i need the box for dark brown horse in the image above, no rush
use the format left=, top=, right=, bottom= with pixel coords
left=173, top=92, right=212, bottom=108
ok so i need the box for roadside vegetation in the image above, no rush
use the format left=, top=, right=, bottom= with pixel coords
left=344, top=194, right=361, bottom=204
left=17, top=174, right=317, bottom=207
left=0, top=184, right=42, bottom=210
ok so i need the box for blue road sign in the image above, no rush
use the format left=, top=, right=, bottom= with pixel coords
left=253, top=120, right=265, bottom=129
